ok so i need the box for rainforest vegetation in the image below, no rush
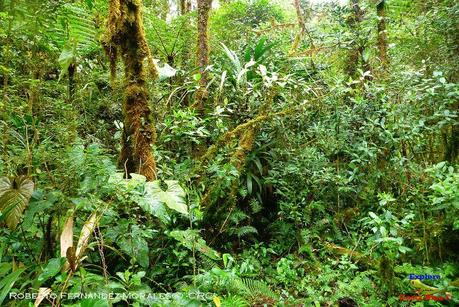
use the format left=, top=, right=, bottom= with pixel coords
left=0, top=0, right=458, bottom=306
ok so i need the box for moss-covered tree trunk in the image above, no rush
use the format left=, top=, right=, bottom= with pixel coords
left=344, top=0, right=372, bottom=86
left=194, top=0, right=212, bottom=111
left=105, top=0, right=158, bottom=181
left=344, top=0, right=363, bottom=79
left=377, top=0, right=388, bottom=68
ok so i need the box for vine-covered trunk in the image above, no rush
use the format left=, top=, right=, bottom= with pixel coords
left=105, top=0, right=157, bottom=180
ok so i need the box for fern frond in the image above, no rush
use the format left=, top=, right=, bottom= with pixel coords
left=221, top=295, right=248, bottom=307
left=241, top=278, right=278, bottom=299
left=249, top=198, right=262, bottom=214
left=48, top=3, right=99, bottom=53
left=234, top=225, right=258, bottom=238
left=226, top=277, right=277, bottom=300
left=229, top=209, right=249, bottom=224
left=199, top=254, right=219, bottom=270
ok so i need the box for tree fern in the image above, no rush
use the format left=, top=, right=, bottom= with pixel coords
left=249, top=198, right=263, bottom=214
left=226, top=278, right=277, bottom=300
left=47, top=3, right=99, bottom=77
left=50, top=3, right=99, bottom=51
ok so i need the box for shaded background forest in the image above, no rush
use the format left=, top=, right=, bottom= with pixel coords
left=0, top=0, right=458, bottom=306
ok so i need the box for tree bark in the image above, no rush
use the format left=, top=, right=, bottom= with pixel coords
left=105, top=0, right=157, bottom=180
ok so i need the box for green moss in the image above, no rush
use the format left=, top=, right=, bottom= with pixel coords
left=104, top=0, right=158, bottom=180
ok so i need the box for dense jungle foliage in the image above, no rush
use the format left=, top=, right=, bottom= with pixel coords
left=0, top=0, right=458, bottom=306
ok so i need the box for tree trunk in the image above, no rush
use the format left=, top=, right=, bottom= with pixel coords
left=344, top=0, right=363, bottom=80
left=290, top=0, right=316, bottom=69
left=105, top=0, right=157, bottom=181
left=377, top=0, right=388, bottom=68
left=194, top=0, right=212, bottom=111
left=289, top=0, right=306, bottom=54
left=293, top=0, right=305, bottom=32
left=68, top=62, right=76, bottom=100
left=180, top=0, right=186, bottom=15
left=344, top=0, right=372, bottom=84
left=180, top=0, right=190, bottom=15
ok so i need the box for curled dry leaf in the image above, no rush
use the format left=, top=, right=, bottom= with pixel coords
left=74, top=212, right=100, bottom=270
left=60, top=214, right=74, bottom=257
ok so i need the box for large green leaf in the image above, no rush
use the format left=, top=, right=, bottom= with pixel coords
left=170, top=230, right=220, bottom=260
left=38, top=257, right=66, bottom=283
left=0, top=263, right=12, bottom=277
left=221, top=43, right=242, bottom=77
left=108, top=174, right=187, bottom=220
left=144, top=181, right=188, bottom=215
left=119, top=236, right=149, bottom=268
left=84, top=0, right=94, bottom=10
left=0, top=176, right=34, bottom=230
left=137, top=189, right=169, bottom=224
left=58, top=41, right=77, bottom=80
left=108, top=173, right=146, bottom=191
